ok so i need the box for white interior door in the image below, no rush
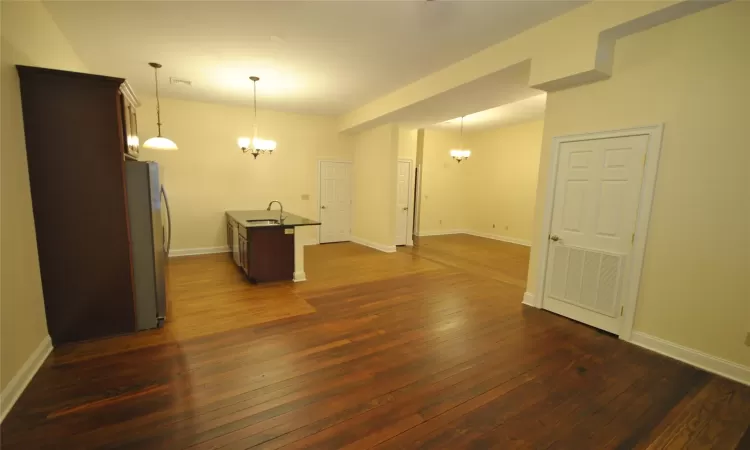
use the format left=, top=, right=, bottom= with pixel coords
left=543, top=135, right=648, bottom=334
left=395, top=160, right=411, bottom=246
left=319, top=161, right=352, bottom=244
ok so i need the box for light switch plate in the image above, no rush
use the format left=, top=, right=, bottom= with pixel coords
left=301, top=194, right=310, bottom=200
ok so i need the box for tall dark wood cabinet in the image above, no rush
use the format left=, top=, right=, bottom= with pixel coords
left=17, top=66, right=137, bottom=344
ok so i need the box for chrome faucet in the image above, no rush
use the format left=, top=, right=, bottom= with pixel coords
left=266, top=200, right=283, bottom=221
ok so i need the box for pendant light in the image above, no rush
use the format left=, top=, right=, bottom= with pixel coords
left=143, top=62, right=178, bottom=151
left=449, top=116, right=471, bottom=163
left=238, top=76, right=277, bottom=159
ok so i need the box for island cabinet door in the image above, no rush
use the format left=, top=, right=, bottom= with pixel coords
left=248, top=227, right=295, bottom=282
left=238, top=234, right=249, bottom=275
left=226, top=219, right=235, bottom=261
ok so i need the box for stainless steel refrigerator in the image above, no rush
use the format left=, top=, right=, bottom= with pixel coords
left=125, top=160, right=171, bottom=330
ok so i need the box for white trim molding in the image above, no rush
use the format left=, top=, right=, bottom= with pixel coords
left=171, top=241, right=317, bottom=259
left=169, top=246, right=229, bottom=258
left=416, top=229, right=465, bottom=237
left=466, top=230, right=531, bottom=247
left=1, top=335, right=53, bottom=423
left=293, top=271, right=307, bottom=282
left=522, top=292, right=539, bottom=307
left=417, top=229, right=531, bottom=247
left=630, top=332, right=750, bottom=386
left=532, top=124, right=664, bottom=342
left=350, top=236, right=397, bottom=253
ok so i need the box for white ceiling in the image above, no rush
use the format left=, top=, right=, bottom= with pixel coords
left=432, top=94, right=547, bottom=131
left=44, top=1, right=583, bottom=115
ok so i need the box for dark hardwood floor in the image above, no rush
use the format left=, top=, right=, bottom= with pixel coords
left=2, top=235, right=749, bottom=449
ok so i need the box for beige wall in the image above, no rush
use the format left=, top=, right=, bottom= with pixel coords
left=397, top=128, right=418, bottom=161
left=463, top=120, right=543, bottom=243
left=418, top=121, right=544, bottom=240
left=139, top=96, right=353, bottom=250
left=528, top=1, right=750, bottom=366
left=351, top=124, right=399, bottom=247
left=0, top=3, right=88, bottom=395
left=419, top=129, right=468, bottom=233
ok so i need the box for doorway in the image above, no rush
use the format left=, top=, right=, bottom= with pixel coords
left=395, top=159, right=413, bottom=246
left=318, top=160, right=352, bottom=244
left=535, top=126, right=663, bottom=339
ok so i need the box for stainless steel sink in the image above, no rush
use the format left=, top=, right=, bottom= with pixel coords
left=246, top=219, right=280, bottom=226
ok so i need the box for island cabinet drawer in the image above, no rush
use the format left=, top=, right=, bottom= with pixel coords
left=247, top=227, right=294, bottom=282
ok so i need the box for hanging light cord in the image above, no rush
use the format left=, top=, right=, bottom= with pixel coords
left=252, top=79, right=259, bottom=141
left=153, top=66, right=163, bottom=137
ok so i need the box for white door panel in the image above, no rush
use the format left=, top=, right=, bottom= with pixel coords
left=396, top=160, right=411, bottom=246
left=544, top=135, right=648, bottom=334
left=319, top=161, right=352, bottom=244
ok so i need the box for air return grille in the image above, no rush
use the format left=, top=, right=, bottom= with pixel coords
left=548, top=245, right=624, bottom=317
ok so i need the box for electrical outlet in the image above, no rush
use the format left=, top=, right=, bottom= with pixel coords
left=505, top=225, right=509, bottom=231
left=439, top=220, right=442, bottom=225
left=745, top=332, right=750, bottom=347
left=492, top=224, right=496, bottom=229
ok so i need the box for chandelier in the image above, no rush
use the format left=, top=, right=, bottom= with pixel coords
left=449, top=116, right=471, bottom=163
left=238, top=76, right=277, bottom=159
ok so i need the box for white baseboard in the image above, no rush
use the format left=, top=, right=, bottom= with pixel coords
left=169, top=246, right=229, bottom=257
left=522, top=292, right=539, bottom=307
left=416, top=229, right=531, bottom=247
left=1, top=335, right=52, bottom=423
left=416, top=229, right=465, bottom=237
left=465, top=230, right=532, bottom=247
left=350, top=236, right=396, bottom=253
left=630, top=331, right=750, bottom=386
left=293, top=271, right=307, bottom=282
left=170, top=242, right=316, bottom=258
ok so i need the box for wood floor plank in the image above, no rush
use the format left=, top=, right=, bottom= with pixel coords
left=2, top=236, right=748, bottom=450
left=641, top=377, right=750, bottom=449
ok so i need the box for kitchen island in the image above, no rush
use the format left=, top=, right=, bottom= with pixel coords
left=226, top=210, right=320, bottom=283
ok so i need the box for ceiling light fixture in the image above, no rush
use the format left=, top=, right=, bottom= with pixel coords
left=238, top=76, right=276, bottom=159
left=143, top=62, right=178, bottom=151
left=450, top=116, right=471, bottom=163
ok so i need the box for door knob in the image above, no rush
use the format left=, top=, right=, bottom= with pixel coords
left=550, top=235, right=560, bottom=242
left=321, top=205, right=327, bottom=209
left=402, top=207, right=408, bottom=211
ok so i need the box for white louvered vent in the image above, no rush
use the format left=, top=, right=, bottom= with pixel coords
left=547, top=245, right=624, bottom=317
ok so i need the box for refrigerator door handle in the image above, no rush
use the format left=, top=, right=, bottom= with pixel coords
left=161, top=185, right=172, bottom=255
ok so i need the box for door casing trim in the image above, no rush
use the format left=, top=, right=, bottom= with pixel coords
left=531, top=125, right=664, bottom=342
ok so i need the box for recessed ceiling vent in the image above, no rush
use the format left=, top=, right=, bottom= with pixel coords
left=169, top=77, right=192, bottom=87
